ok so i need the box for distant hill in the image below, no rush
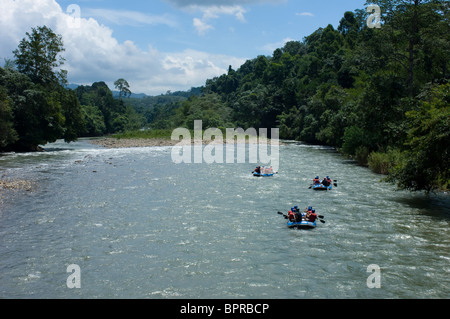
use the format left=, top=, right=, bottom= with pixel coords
left=112, top=91, right=148, bottom=99
left=66, top=83, right=202, bottom=99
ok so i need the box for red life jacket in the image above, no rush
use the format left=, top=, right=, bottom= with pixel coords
left=288, top=211, right=295, bottom=221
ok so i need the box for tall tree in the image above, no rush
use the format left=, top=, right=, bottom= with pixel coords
left=13, top=26, right=66, bottom=87
left=114, top=78, right=131, bottom=99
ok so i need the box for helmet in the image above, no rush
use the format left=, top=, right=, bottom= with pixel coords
left=308, top=206, right=312, bottom=210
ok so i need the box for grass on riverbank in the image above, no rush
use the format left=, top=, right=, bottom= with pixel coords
left=112, top=128, right=272, bottom=143
left=113, top=129, right=173, bottom=140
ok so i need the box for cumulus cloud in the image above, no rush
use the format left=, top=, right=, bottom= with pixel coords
left=83, top=8, right=178, bottom=27
left=0, top=0, right=246, bottom=95
left=191, top=5, right=247, bottom=35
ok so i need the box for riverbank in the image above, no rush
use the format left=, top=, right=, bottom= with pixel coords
left=89, top=137, right=180, bottom=148
left=89, top=136, right=283, bottom=149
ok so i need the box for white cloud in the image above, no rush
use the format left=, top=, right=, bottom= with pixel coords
left=83, top=8, right=178, bottom=27
left=193, top=17, right=213, bottom=35
left=0, top=0, right=246, bottom=95
left=296, top=12, right=315, bottom=17
left=192, top=5, right=247, bottom=35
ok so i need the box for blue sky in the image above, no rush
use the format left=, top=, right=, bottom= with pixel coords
left=0, top=0, right=368, bottom=95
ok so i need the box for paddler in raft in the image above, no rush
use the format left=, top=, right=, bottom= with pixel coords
left=304, top=206, right=318, bottom=222
left=322, top=176, right=332, bottom=187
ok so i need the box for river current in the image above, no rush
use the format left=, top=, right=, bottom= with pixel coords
left=0, top=139, right=448, bottom=299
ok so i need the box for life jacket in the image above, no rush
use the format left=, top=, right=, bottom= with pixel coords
left=288, top=211, right=295, bottom=221
left=313, top=178, right=320, bottom=184
left=309, top=213, right=317, bottom=222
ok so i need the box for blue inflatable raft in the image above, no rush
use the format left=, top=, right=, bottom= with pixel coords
left=312, top=184, right=332, bottom=191
left=287, top=220, right=317, bottom=229
left=253, top=172, right=274, bottom=177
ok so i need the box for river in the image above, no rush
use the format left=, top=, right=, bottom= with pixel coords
left=0, top=139, right=448, bottom=299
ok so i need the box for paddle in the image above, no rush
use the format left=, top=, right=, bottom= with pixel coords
left=277, top=211, right=288, bottom=219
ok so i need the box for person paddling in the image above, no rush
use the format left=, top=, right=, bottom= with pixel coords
left=308, top=210, right=318, bottom=222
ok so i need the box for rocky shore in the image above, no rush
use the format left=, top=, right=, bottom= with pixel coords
left=89, top=136, right=282, bottom=149
left=89, top=137, right=180, bottom=148
left=0, top=179, right=35, bottom=192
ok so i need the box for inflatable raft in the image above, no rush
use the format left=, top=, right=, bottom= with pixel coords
left=312, top=184, right=332, bottom=191
left=287, top=220, right=317, bottom=229
left=253, top=172, right=274, bottom=177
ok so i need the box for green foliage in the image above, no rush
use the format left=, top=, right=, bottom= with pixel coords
left=0, top=85, right=18, bottom=148
left=81, top=104, right=106, bottom=137
left=61, top=89, right=85, bottom=142
left=114, top=78, right=131, bottom=99
left=368, top=148, right=403, bottom=175
left=13, top=25, right=66, bottom=87
left=75, top=81, right=144, bottom=135
left=388, top=82, right=450, bottom=192
left=174, top=93, right=233, bottom=130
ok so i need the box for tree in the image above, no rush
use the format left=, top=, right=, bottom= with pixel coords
left=13, top=26, right=66, bottom=87
left=389, top=82, right=450, bottom=192
left=0, top=85, right=18, bottom=149
left=114, top=78, right=131, bottom=99
left=61, top=89, right=85, bottom=142
left=364, top=0, right=449, bottom=96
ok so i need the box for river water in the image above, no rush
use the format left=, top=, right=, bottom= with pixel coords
left=0, top=139, right=448, bottom=299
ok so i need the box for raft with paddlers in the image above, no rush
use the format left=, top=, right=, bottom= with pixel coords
left=277, top=206, right=325, bottom=230
left=309, top=176, right=337, bottom=190
left=252, top=166, right=276, bottom=177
